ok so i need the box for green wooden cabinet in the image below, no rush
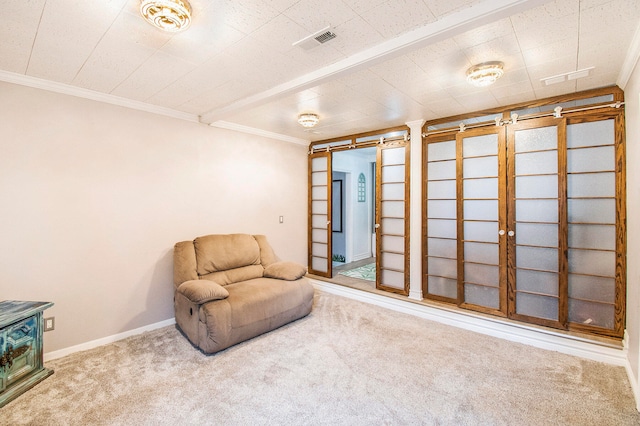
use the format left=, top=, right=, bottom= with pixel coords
left=0, top=300, right=54, bottom=407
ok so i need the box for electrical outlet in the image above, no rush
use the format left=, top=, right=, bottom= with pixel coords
left=44, top=317, right=55, bottom=332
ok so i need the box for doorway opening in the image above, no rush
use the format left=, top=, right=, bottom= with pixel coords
left=331, top=147, right=376, bottom=289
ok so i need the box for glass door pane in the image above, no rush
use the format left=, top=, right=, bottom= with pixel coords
left=308, top=152, right=332, bottom=277
left=507, top=117, right=566, bottom=327
left=566, top=118, right=618, bottom=332
left=425, top=137, right=458, bottom=301
left=458, top=128, right=507, bottom=314
left=376, top=142, right=409, bottom=295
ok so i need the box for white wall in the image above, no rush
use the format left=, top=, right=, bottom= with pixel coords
left=624, top=60, right=640, bottom=403
left=0, top=82, right=308, bottom=353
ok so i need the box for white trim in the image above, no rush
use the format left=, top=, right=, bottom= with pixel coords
left=199, top=0, right=550, bottom=123
left=618, top=22, right=640, bottom=89
left=0, top=70, right=200, bottom=123
left=352, top=252, right=372, bottom=262
left=44, top=318, right=176, bottom=362
left=311, top=279, right=627, bottom=365
left=406, top=119, right=425, bottom=301
left=622, top=331, right=640, bottom=411
left=210, top=121, right=309, bottom=145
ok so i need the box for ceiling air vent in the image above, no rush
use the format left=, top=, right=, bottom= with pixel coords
left=293, top=26, right=337, bottom=50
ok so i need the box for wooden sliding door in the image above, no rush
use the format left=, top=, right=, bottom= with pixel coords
left=376, top=140, right=410, bottom=295
left=308, top=151, right=332, bottom=277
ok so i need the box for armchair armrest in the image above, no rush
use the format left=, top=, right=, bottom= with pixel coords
left=263, top=261, right=307, bottom=281
left=177, top=279, right=229, bottom=304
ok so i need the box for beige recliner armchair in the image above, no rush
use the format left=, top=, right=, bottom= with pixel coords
left=173, top=233, right=314, bottom=354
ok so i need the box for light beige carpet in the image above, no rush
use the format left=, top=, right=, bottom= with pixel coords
left=2, top=291, right=638, bottom=425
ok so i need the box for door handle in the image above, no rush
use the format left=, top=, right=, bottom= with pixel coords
left=499, top=230, right=505, bottom=236
left=508, top=230, right=515, bottom=237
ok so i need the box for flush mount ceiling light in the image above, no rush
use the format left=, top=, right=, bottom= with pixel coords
left=298, top=113, right=320, bottom=128
left=466, top=61, right=504, bottom=87
left=140, top=0, right=192, bottom=32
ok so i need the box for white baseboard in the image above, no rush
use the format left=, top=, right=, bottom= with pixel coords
left=352, top=252, right=373, bottom=262
left=44, top=318, right=176, bottom=362
left=311, top=279, right=627, bottom=366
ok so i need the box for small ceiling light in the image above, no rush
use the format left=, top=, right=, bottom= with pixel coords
left=298, top=113, right=320, bottom=128
left=466, top=61, right=504, bottom=87
left=140, top=0, right=192, bottom=32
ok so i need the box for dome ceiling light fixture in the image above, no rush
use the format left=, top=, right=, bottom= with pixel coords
left=466, top=61, right=505, bottom=87
left=298, top=113, right=320, bottom=128
left=140, top=0, right=192, bottom=33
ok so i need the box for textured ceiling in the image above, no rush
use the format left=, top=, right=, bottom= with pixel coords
left=2, top=0, right=639, bottom=142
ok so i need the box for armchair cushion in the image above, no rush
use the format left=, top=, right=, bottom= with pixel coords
left=263, top=261, right=307, bottom=281
left=177, top=279, right=229, bottom=304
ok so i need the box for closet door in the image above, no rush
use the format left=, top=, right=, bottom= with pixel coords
left=507, top=117, right=567, bottom=328
left=565, top=114, right=624, bottom=336
left=424, top=136, right=458, bottom=302
left=308, top=151, right=332, bottom=277
left=376, top=141, right=409, bottom=295
left=457, top=128, right=507, bottom=315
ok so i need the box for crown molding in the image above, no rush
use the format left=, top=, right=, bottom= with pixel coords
left=0, top=70, right=200, bottom=123
left=618, top=22, right=640, bottom=89
left=199, top=0, right=551, bottom=124
left=210, top=121, right=309, bottom=145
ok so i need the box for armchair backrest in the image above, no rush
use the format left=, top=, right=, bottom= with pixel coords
left=173, top=234, right=279, bottom=289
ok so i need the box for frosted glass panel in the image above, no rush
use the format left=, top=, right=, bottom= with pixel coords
left=428, top=257, right=457, bottom=278
left=516, top=293, right=558, bottom=321
left=428, top=276, right=457, bottom=299
left=428, top=238, right=457, bottom=258
left=312, top=242, right=327, bottom=257
left=311, top=157, right=327, bottom=171
left=516, top=246, right=558, bottom=271
left=427, top=219, right=457, bottom=238
left=567, top=173, right=615, bottom=197
left=516, top=175, right=558, bottom=198
left=514, top=126, right=557, bottom=152
left=568, top=224, right=615, bottom=250
left=465, top=263, right=499, bottom=286
left=312, top=257, right=327, bottom=272
left=427, top=200, right=456, bottom=219
left=463, top=200, right=498, bottom=221
left=382, top=147, right=405, bottom=165
left=382, top=235, right=404, bottom=252
left=569, top=274, right=615, bottom=303
left=312, top=229, right=327, bottom=243
left=382, top=252, right=404, bottom=270
left=516, top=269, right=558, bottom=296
left=567, top=146, right=614, bottom=173
left=311, top=200, right=327, bottom=214
left=312, top=186, right=327, bottom=200
left=568, top=249, right=615, bottom=276
left=465, top=284, right=499, bottom=309
left=515, top=151, right=558, bottom=175
left=464, top=221, right=498, bottom=243
left=463, top=156, right=498, bottom=178
left=464, top=242, right=498, bottom=264
left=567, top=120, right=614, bottom=148
left=516, top=200, right=558, bottom=223
left=382, top=201, right=404, bottom=217
left=463, top=134, right=498, bottom=156
left=428, top=160, right=456, bottom=180
left=311, top=171, right=327, bottom=186
left=428, top=180, right=456, bottom=199
left=516, top=223, right=558, bottom=247
left=568, top=199, right=615, bottom=224
left=463, top=178, right=498, bottom=199
left=311, top=214, right=328, bottom=229
left=383, top=164, right=405, bottom=182
left=382, top=183, right=404, bottom=199
left=569, top=299, right=614, bottom=329
left=381, top=270, right=404, bottom=289
left=382, top=218, right=404, bottom=235
left=428, top=140, right=456, bottom=161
